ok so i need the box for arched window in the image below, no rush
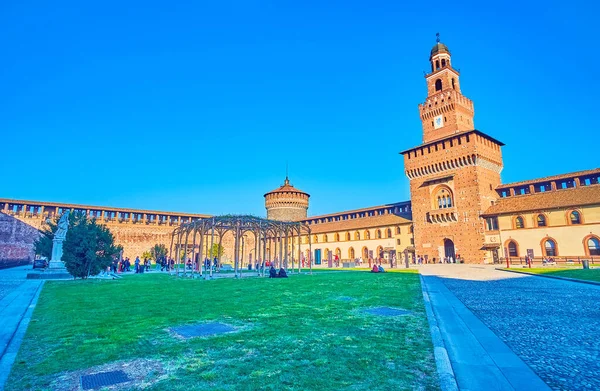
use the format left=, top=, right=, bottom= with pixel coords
left=536, top=214, right=546, bottom=227
left=435, top=60, right=440, bottom=70
left=441, top=59, right=446, bottom=67
left=508, top=241, right=518, bottom=257
left=345, top=232, right=351, bottom=241
left=395, top=227, right=401, bottom=235
left=587, top=237, right=600, bottom=255
left=322, top=234, right=328, bottom=243
left=543, top=239, right=557, bottom=257
left=375, top=230, right=381, bottom=239
left=364, top=230, right=371, bottom=240
left=452, top=78, right=455, bottom=90
left=570, top=210, right=581, bottom=224
left=386, top=228, right=392, bottom=238
left=313, top=235, right=318, bottom=243
left=354, top=231, right=360, bottom=240
left=304, top=236, right=309, bottom=244
left=434, top=186, right=454, bottom=210
left=334, top=233, right=340, bottom=242
left=435, top=79, right=442, bottom=91
left=348, top=247, right=355, bottom=259
left=515, top=216, right=525, bottom=229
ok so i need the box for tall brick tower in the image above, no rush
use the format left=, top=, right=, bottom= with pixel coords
left=401, top=36, right=504, bottom=263
left=264, top=177, right=310, bottom=221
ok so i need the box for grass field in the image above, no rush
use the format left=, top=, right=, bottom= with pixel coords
left=506, top=267, right=600, bottom=283
left=6, top=270, right=439, bottom=391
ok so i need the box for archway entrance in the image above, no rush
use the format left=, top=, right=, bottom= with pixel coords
left=444, top=239, right=455, bottom=260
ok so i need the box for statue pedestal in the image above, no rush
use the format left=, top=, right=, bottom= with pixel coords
left=27, top=237, right=72, bottom=280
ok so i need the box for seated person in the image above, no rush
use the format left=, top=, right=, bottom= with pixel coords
left=269, top=266, right=278, bottom=278
left=278, top=268, right=288, bottom=278
left=378, top=265, right=385, bottom=273
left=371, top=264, right=379, bottom=273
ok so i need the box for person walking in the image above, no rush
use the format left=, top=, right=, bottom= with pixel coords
left=134, top=256, right=140, bottom=273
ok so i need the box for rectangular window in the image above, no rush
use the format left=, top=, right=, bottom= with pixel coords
left=486, top=217, right=499, bottom=231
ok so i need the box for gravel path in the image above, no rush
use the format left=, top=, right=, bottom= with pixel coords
left=422, top=265, right=600, bottom=391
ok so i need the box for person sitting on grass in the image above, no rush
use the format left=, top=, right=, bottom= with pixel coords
left=278, top=268, right=288, bottom=278
left=371, top=264, right=379, bottom=273
left=269, top=266, right=278, bottom=278
left=378, top=265, right=385, bottom=273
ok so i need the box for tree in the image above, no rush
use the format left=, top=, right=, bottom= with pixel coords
left=150, top=244, right=168, bottom=261
left=34, top=218, right=58, bottom=259
left=61, top=212, right=122, bottom=279
left=141, top=251, right=153, bottom=261
left=210, top=243, right=225, bottom=259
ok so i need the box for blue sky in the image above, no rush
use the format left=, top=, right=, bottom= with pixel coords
left=1, top=1, right=597, bottom=216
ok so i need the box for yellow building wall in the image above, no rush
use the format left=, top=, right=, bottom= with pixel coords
left=496, top=205, right=600, bottom=258
left=298, top=223, right=413, bottom=266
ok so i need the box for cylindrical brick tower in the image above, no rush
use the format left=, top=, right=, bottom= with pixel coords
left=264, top=177, right=310, bottom=221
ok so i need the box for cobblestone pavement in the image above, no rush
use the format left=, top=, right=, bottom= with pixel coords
left=421, top=265, right=600, bottom=391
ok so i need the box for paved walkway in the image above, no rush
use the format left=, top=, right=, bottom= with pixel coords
left=0, top=266, right=44, bottom=391
left=421, top=265, right=599, bottom=391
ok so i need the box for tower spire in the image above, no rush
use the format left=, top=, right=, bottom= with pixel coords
left=436, top=32, right=440, bottom=43
left=284, top=162, right=289, bottom=185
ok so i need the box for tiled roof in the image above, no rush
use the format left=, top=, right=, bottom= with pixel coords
left=483, top=184, right=600, bottom=216
left=497, top=168, right=600, bottom=189
left=264, top=177, right=309, bottom=197
left=307, top=214, right=412, bottom=234
left=399, top=129, right=505, bottom=155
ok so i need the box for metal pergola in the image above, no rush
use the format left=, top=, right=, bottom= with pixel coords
left=169, top=215, right=312, bottom=278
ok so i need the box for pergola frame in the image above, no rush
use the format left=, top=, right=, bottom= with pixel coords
left=169, top=215, right=312, bottom=278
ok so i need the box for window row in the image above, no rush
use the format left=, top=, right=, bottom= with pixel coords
left=497, top=174, right=600, bottom=198
left=311, top=228, right=397, bottom=243
left=513, top=210, right=583, bottom=229
left=506, top=235, right=600, bottom=257
left=305, top=205, right=411, bottom=225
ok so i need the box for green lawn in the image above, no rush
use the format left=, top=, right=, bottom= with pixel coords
left=506, top=267, right=600, bottom=283
left=7, top=271, right=439, bottom=391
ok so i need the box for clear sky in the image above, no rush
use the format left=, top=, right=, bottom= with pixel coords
left=1, top=1, right=597, bottom=217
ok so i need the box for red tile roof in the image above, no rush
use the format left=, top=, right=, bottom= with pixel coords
left=483, top=184, right=600, bottom=216
left=307, top=214, right=412, bottom=234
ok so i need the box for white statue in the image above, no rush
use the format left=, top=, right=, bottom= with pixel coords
left=55, top=212, right=69, bottom=240
left=50, top=212, right=70, bottom=268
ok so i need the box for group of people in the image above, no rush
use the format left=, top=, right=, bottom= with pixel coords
left=269, top=266, right=288, bottom=278
left=413, top=255, right=461, bottom=264
left=371, top=264, right=386, bottom=273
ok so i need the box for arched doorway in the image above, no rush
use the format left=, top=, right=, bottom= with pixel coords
left=362, top=247, right=369, bottom=260
left=444, top=239, right=455, bottom=259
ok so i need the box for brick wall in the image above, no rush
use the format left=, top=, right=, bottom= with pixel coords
left=0, top=212, right=41, bottom=268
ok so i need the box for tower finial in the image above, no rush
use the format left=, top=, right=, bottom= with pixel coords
left=436, top=32, right=440, bottom=43
left=284, top=162, right=289, bottom=185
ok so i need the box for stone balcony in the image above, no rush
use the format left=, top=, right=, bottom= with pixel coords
left=426, top=208, right=458, bottom=224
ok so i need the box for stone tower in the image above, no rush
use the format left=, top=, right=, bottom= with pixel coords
left=401, top=36, right=504, bottom=263
left=264, top=177, right=310, bottom=221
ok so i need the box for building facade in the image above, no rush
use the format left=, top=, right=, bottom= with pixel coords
left=1, top=38, right=598, bottom=267
left=482, top=169, right=600, bottom=262
left=264, top=177, right=310, bottom=222
left=401, top=40, right=504, bottom=264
